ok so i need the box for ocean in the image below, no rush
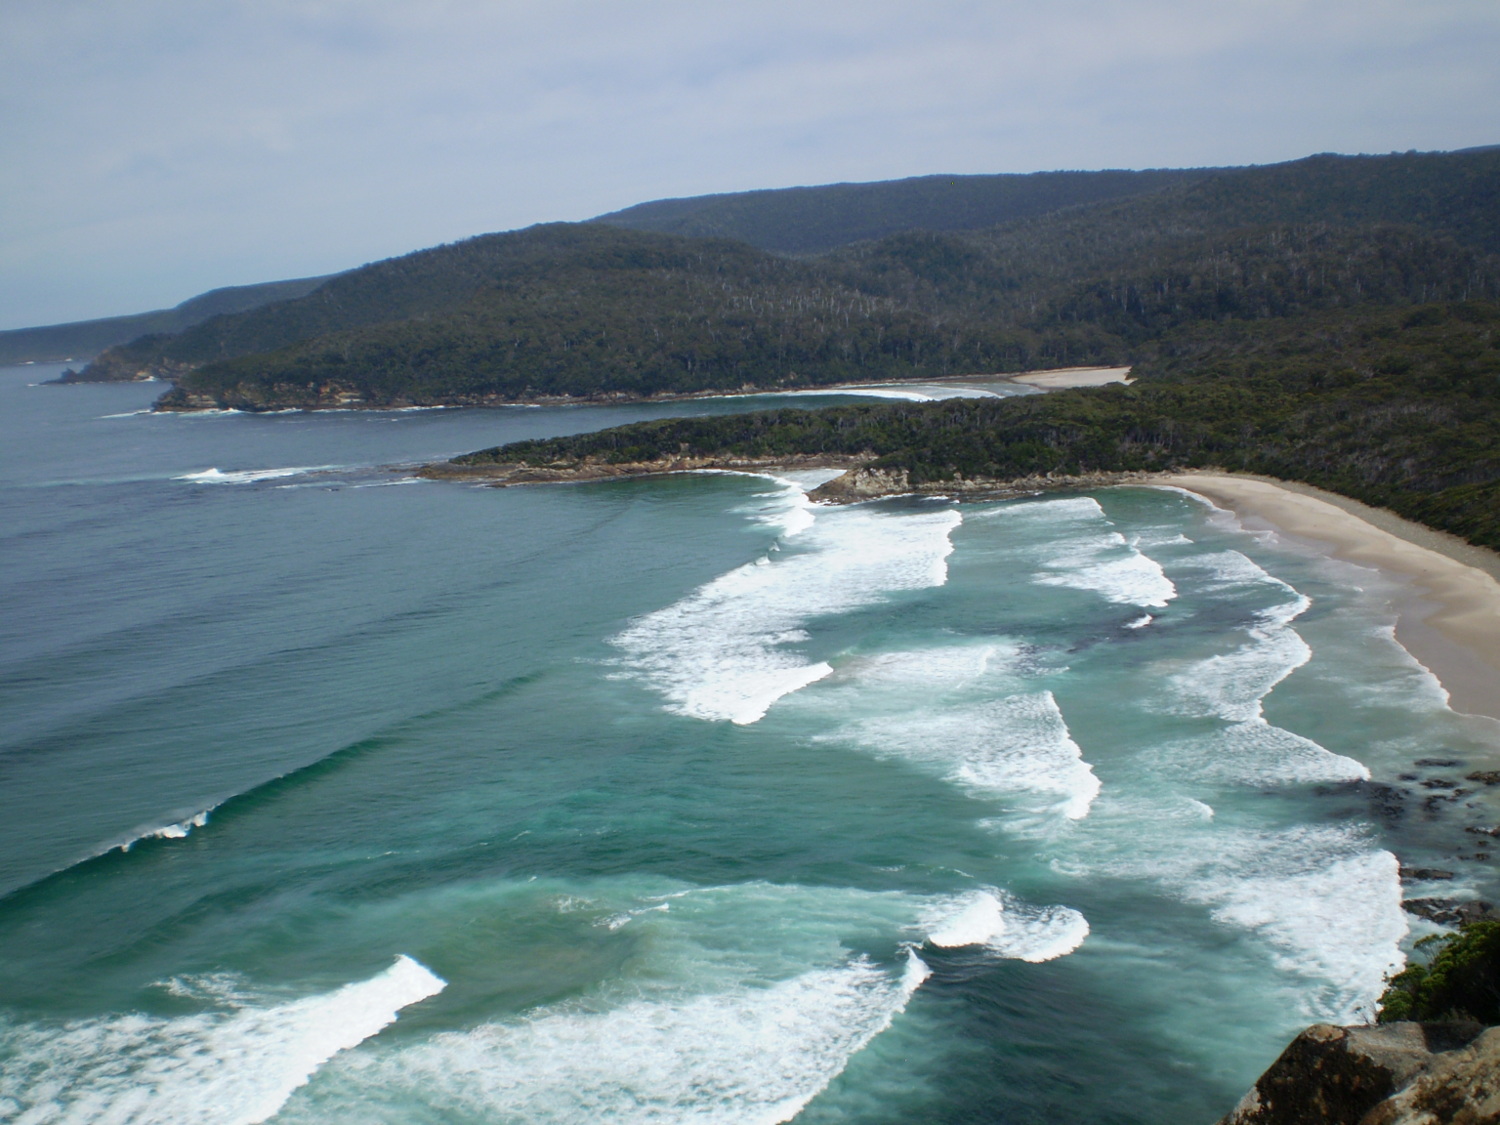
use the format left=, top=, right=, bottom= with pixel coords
left=2, top=364, right=1497, bottom=1125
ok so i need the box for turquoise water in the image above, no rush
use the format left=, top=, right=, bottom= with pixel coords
left=2, top=366, right=1497, bottom=1124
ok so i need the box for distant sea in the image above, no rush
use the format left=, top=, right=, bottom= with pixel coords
left=2, top=365, right=1497, bottom=1125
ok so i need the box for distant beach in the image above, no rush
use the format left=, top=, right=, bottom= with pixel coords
left=1157, top=472, right=1500, bottom=724
left=1007, top=366, right=1133, bottom=389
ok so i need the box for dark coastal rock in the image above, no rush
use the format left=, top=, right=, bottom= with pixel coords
left=1417, top=759, right=1463, bottom=769
left=1216, top=1022, right=1487, bottom=1125
left=1359, top=783, right=1410, bottom=823
left=1403, top=899, right=1500, bottom=926
left=1402, top=867, right=1458, bottom=882
left=1468, top=772, right=1500, bottom=786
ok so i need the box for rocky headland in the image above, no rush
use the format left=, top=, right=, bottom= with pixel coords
left=1218, top=1021, right=1500, bottom=1125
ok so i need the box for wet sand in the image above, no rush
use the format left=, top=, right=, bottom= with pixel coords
left=1156, top=472, right=1500, bottom=723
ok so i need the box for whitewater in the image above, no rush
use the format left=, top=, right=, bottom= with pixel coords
left=2, top=364, right=1499, bottom=1124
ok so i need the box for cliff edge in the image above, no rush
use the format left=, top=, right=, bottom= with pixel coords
left=1218, top=1022, right=1500, bottom=1125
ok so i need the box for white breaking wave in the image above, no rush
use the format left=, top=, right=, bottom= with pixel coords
left=1160, top=549, right=1315, bottom=723
left=1199, top=844, right=1405, bottom=1023
left=174, top=465, right=338, bottom=485
left=118, top=810, right=211, bottom=851
left=1063, top=810, right=1406, bottom=1024
left=723, top=472, right=822, bottom=539
left=825, top=691, right=1100, bottom=820
left=0, top=956, right=445, bottom=1125
left=923, top=889, right=1090, bottom=961
left=1168, top=624, right=1312, bottom=723
left=613, top=504, right=962, bottom=724
left=983, top=496, right=1176, bottom=608
left=1038, top=536, right=1176, bottom=608
left=1141, top=721, right=1370, bottom=786
left=299, top=954, right=928, bottom=1125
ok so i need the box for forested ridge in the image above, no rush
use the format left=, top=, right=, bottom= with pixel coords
left=63, top=147, right=1499, bottom=411
left=455, top=301, right=1500, bottom=550
left=59, top=144, right=1499, bottom=549
left=592, top=167, right=1211, bottom=254
left=1, top=273, right=336, bottom=368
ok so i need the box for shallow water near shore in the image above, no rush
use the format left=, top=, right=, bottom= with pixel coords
left=3, top=366, right=1499, bottom=1124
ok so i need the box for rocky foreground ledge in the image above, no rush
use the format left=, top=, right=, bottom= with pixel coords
left=1218, top=1021, right=1500, bottom=1124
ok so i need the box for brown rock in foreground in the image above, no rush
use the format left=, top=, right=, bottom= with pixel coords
left=1363, top=1027, right=1500, bottom=1123
left=1217, top=1021, right=1497, bottom=1125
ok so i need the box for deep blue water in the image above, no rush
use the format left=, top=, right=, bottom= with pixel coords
left=2, top=365, right=1497, bottom=1124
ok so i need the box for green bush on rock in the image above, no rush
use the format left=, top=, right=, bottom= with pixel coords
left=1378, top=921, right=1500, bottom=1024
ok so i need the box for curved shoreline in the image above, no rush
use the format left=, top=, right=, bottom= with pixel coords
left=142, top=364, right=1126, bottom=412
left=1151, top=472, right=1500, bottom=725
left=418, top=452, right=1500, bottom=723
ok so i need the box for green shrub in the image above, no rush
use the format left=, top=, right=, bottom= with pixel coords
left=1378, top=921, right=1500, bottom=1024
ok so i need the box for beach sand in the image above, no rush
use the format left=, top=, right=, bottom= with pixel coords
left=1009, top=366, right=1133, bottom=389
left=1156, top=472, right=1500, bottom=723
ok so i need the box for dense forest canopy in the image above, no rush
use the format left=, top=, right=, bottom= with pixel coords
left=455, top=301, right=1500, bottom=551
left=1, top=273, right=337, bottom=367
left=68, top=147, right=1500, bottom=412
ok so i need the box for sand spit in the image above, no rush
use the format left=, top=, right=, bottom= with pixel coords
left=1006, top=366, right=1134, bottom=389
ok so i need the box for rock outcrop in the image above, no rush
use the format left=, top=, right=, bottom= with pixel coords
left=1218, top=1021, right=1498, bottom=1125
left=416, top=453, right=866, bottom=486
left=1363, top=1027, right=1500, bottom=1123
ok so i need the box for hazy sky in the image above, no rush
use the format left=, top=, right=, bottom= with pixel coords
left=3, top=0, right=1498, bottom=329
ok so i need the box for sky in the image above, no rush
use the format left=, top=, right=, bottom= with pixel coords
left=2, top=0, right=1498, bottom=330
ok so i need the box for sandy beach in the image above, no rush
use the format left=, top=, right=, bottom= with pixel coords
left=1156, top=472, right=1500, bottom=723
left=1008, top=366, right=1133, bottom=389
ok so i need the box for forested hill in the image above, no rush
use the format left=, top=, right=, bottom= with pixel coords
left=74, top=146, right=1500, bottom=410
left=2, top=273, right=337, bottom=368
left=449, top=300, right=1500, bottom=551
left=154, top=226, right=1014, bottom=409
left=591, top=168, right=1212, bottom=254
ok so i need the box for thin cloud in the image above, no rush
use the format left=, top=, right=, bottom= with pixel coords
left=2, top=0, right=1497, bottom=327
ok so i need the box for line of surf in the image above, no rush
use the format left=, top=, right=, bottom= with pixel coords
left=173, top=465, right=342, bottom=485
left=613, top=481, right=962, bottom=724
left=0, top=955, right=445, bottom=1125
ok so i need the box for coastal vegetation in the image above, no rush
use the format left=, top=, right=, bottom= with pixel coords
left=454, top=300, right=1500, bottom=550
left=2, top=273, right=336, bottom=368
left=72, top=147, right=1500, bottom=412
left=1378, top=921, right=1500, bottom=1024
left=59, top=147, right=1500, bottom=552
left=593, top=167, right=1210, bottom=254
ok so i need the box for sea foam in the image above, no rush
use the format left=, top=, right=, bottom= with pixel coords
left=981, top=496, right=1176, bottom=608
left=0, top=956, right=445, bottom=1125
left=1141, top=721, right=1370, bottom=786
left=923, top=889, right=1090, bottom=961
left=1065, top=807, right=1406, bottom=1024
left=613, top=500, right=962, bottom=724
left=1163, top=550, right=1315, bottom=723
left=825, top=690, right=1100, bottom=820
left=174, top=466, right=337, bottom=485
left=300, top=954, right=928, bottom=1125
